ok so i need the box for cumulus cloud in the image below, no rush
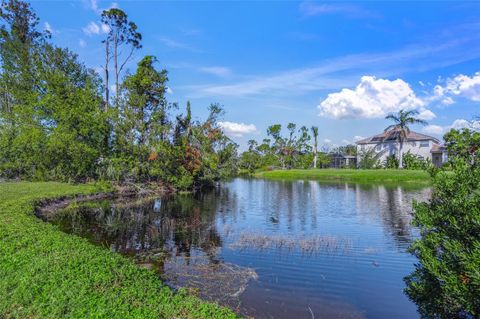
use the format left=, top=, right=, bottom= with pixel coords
left=422, top=119, right=480, bottom=136
left=422, top=124, right=444, bottom=135
left=166, top=87, right=174, bottom=95
left=83, top=22, right=109, bottom=36
left=79, top=39, right=87, bottom=48
left=323, top=138, right=332, bottom=144
left=417, top=108, right=436, bottom=120
left=83, top=22, right=100, bottom=35
left=428, top=72, right=480, bottom=105
left=318, top=76, right=429, bottom=119
left=445, top=72, right=480, bottom=101
left=198, top=66, right=231, bottom=77
left=353, top=135, right=364, bottom=141
left=218, top=121, right=257, bottom=137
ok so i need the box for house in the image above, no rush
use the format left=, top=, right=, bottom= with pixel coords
left=329, top=153, right=357, bottom=168
left=355, top=130, right=448, bottom=167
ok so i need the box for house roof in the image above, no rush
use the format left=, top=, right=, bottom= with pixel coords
left=356, top=130, right=440, bottom=145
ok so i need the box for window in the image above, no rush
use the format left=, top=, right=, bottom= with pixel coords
left=420, top=141, right=429, bottom=147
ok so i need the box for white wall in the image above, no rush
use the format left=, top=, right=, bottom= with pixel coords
left=356, top=140, right=437, bottom=166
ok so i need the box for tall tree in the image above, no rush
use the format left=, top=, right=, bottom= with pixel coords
left=311, top=126, right=318, bottom=168
left=101, top=8, right=141, bottom=108
left=384, top=109, right=427, bottom=168
left=121, top=55, right=167, bottom=148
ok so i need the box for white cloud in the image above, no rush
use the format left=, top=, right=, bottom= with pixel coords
left=428, top=72, right=480, bottom=105
left=44, top=22, right=53, bottom=34
left=218, top=121, right=257, bottom=137
left=166, top=87, right=174, bottom=95
left=83, top=0, right=117, bottom=14
left=417, top=108, right=436, bottom=120
left=299, top=1, right=376, bottom=18
left=83, top=22, right=101, bottom=35
left=445, top=72, right=480, bottom=101
left=422, top=119, right=480, bottom=136
left=341, top=139, right=350, bottom=144
left=323, top=138, right=332, bottom=144
left=198, top=66, right=231, bottom=77
left=422, top=125, right=444, bottom=135
left=318, top=76, right=426, bottom=119
left=83, top=21, right=110, bottom=36
left=79, top=39, right=87, bottom=48
left=101, top=23, right=110, bottom=34
left=353, top=135, right=364, bottom=141
left=450, top=119, right=480, bottom=130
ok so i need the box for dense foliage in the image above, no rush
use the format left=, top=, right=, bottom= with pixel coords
left=0, top=1, right=237, bottom=190
left=405, top=128, right=480, bottom=318
left=238, top=123, right=342, bottom=173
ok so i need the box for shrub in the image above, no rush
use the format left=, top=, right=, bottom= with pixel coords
left=403, top=152, right=431, bottom=170
left=405, top=129, right=480, bottom=318
left=384, top=154, right=399, bottom=169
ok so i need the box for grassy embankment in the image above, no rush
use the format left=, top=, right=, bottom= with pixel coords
left=0, top=182, right=237, bottom=319
left=256, top=169, right=431, bottom=185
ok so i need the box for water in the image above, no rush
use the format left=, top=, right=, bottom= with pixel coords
left=47, top=178, right=430, bottom=319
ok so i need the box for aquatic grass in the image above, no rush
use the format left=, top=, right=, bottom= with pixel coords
left=0, top=182, right=238, bottom=319
left=230, top=233, right=352, bottom=256
left=256, top=169, right=431, bottom=186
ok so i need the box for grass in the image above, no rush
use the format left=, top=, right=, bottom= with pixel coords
left=256, top=169, right=431, bottom=185
left=0, top=182, right=237, bottom=319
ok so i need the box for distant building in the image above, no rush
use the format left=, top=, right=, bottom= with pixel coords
left=355, top=130, right=448, bottom=167
left=329, top=153, right=357, bottom=168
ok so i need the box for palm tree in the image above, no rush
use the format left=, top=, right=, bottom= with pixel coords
left=311, top=126, right=319, bottom=168
left=384, top=109, right=427, bottom=168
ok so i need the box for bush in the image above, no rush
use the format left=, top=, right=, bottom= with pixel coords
left=384, top=154, right=399, bottom=169
left=358, top=149, right=379, bottom=169
left=403, top=152, right=431, bottom=170
left=405, top=129, right=480, bottom=318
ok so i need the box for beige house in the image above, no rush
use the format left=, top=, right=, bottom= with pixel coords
left=355, top=131, right=448, bottom=167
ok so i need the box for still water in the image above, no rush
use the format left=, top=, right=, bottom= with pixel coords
left=48, top=178, right=430, bottom=319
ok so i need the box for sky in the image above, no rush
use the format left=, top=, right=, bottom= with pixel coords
left=32, top=0, right=480, bottom=149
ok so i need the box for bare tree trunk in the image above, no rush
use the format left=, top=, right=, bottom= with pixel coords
left=114, top=33, right=118, bottom=108
left=104, top=39, right=109, bottom=110
left=399, top=140, right=404, bottom=168
left=313, top=138, right=318, bottom=169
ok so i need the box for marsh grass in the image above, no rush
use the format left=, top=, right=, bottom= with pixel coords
left=163, top=254, right=258, bottom=309
left=230, top=233, right=352, bottom=256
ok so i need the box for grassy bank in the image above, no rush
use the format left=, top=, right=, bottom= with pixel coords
left=0, top=182, right=237, bottom=319
left=256, top=169, right=431, bottom=185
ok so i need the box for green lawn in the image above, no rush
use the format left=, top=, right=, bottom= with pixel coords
left=0, top=182, right=237, bottom=319
left=256, top=169, right=431, bottom=185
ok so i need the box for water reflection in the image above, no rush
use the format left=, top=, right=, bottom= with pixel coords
left=48, top=178, right=430, bottom=319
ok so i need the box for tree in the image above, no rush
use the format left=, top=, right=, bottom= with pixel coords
left=266, top=123, right=311, bottom=169
left=117, top=55, right=167, bottom=174
left=311, top=126, right=318, bottom=168
left=384, top=109, right=427, bottom=168
left=101, top=8, right=141, bottom=108
left=405, top=128, right=480, bottom=318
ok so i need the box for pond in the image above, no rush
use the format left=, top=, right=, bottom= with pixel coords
left=46, top=178, right=430, bottom=319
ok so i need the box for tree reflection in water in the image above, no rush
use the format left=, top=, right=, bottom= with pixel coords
left=50, top=190, right=256, bottom=309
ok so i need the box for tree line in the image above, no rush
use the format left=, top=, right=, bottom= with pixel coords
left=0, top=0, right=238, bottom=190
left=238, top=123, right=358, bottom=173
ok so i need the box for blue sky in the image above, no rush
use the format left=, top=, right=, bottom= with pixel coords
left=33, top=0, right=480, bottom=149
